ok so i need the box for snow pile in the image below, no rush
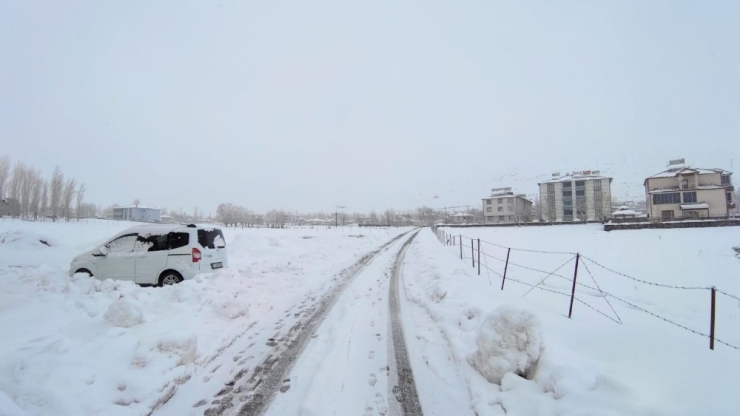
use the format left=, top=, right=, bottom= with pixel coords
left=468, top=306, right=544, bottom=384
left=103, top=299, right=144, bottom=328
left=0, top=229, right=55, bottom=248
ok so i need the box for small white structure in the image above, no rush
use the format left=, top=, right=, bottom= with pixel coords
left=447, top=212, right=475, bottom=224
left=112, top=205, right=161, bottom=222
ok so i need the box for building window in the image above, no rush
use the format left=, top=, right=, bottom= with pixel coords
left=497, top=207, right=503, bottom=212
left=563, top=190, right=572, bottom=197
left=661, top=210, right=674, bottom=221
left=509, top=215, right=514, bottom=221
left=575, top=190, right=585, bottom=196
left=575, top=181, right=585, bottom=187
left=498, top=199, right=503, bottom=204
left=681, top=179, right=689, bottom=190
left=508, top=206, right=513, bottom=212
left=721, top=175, right=731, bottom=186
left=547, top=184, right=555, bottom=194
left=499, top=216, right=504, bottom=221
left=685, top=211, right=699, bottom=219
left=486, top=200, right=491, bottom=205
left=563, top=199, right=572, bottom=207
left=593, top=181, right=601, bottom=190
left=563, top=182, right=572, bottom=188
left=486, top=207, right=492, bottom=212
left=487, top=216, right=493, bottom=221
left=727, top=192, right=733, bottom=203
left=507, top=199, right=512, bottom=204
left=563, top=209, right=573, bottom=221
left=682, top=192, right=697, bottom=203
left=652, top=193, right=681, bottom=205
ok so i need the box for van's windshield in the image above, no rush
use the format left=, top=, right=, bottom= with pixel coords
left=197, top=229, right=226, bottom=249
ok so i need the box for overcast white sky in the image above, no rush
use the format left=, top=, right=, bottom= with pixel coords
left=1, top=0, right=738, bottom=214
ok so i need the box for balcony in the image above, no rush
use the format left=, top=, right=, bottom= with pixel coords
left=728, top=202, right=737, bottom=210
left=724, top=185, right=734, bottom=192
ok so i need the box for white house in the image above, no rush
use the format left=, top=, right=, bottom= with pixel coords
left=644, top=160, right=734, bottom=221
left=482, top=188, right=533, bottom=224
left=112, top=205, right=161, bottom=222
left=538, top=170, right=612, bottom=222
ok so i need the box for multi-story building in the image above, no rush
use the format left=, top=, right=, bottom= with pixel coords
left=482, top=188, right=533, bottom=224
left=644, top=161, right=734, bottom=221
left=538, top=171, right=612, bottom=222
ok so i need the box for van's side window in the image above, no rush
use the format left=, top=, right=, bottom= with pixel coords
left=168, top=232, right=189, bottom=249
left=135, top=234, right=168, bottom=252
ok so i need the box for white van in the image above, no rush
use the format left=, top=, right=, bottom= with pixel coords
left=69, top=224, right=228, bottom=286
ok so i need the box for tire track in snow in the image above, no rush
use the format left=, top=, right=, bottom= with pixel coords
left=388, top=230, right=424, bottom=416
left=203, top=230, right=414, bottom=416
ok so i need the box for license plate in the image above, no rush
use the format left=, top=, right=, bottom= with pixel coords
left=211, top=262, right=223, bottom=269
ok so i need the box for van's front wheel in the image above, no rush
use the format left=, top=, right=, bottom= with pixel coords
left=159, top=271, right=183, bottom=286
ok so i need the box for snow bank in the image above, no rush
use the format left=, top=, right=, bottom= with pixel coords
left=103, top=299, right=144, bottom=328
left=468, top=306, right=544, bottom=384
left=0, top=221, right=409, bottom=415
left=401, top=228, right=740, bottom=416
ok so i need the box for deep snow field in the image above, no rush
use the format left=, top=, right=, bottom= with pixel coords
left=0, top=220, right=408, bottom=416
left=1, top=219, right=738, bottom=416
left=425, top=224, right=740, bottom=415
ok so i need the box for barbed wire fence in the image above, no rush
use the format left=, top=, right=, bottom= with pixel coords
left=430, top=226, right=740, bottom=352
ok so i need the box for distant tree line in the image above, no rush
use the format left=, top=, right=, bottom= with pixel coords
left=0, top=155, right=87, bottom=221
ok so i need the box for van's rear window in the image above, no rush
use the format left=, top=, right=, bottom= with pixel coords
left=197, top=229, right=226, bottom=249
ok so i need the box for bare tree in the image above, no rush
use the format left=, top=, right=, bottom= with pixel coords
left=40, top=181, right=49, bottom=219
left=62, top=178, right=77, bottom=221
left=29, top=171, right=43, bottom=219
left=0, top=155, right=10, bottom=199
left=76, top=183, right=86, bottom=219
left=49, top=166, right=64, bottom=221
left=133, top=198, right=140, bottom=208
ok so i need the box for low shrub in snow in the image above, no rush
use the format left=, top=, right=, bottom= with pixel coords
left=468, top=306, right=544, bottom=385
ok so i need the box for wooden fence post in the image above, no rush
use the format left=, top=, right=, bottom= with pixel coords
left=501, top=248, right=510, bottom=290
left=710, top=287, right=716, bottom=350
left=460, top=235, right=463, bottom=259
left=477, top=238, right=481, bottom=275
left=471, top=239, right=475, bottom=268
left=568, top=253, right=580, bottom=318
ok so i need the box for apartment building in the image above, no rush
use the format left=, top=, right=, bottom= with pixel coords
left=482, top=188, right=533, bottom=224
left=538, top=171, right=612, bottom=222
left=645, top=161, right=734, bottom=221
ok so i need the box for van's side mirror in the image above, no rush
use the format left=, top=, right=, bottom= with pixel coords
left=93, top=246, right=109, bottom=257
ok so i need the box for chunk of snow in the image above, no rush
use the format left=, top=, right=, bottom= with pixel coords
left=103, top=299, right=144, bottom=328
left=468, top=306, right=544, bottom=384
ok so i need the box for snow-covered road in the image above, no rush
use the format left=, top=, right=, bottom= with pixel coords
left=202, top=230, right=418, bottom=416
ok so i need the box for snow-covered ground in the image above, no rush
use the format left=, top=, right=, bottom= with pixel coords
left=407, top=225, right=740, bottom=415
left=0, top=220, right=408, bottom=416
left=2, top=220, right=739, bottom=416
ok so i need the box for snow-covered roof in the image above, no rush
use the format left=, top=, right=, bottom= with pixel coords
left=115, top=205, right=159, bottom=210
left=612, top=209, right=638, bottom=216
left=539, top=172, right=611, bottom=184
left=449, top=212, right=473, bottom=217
left=482, top=194, right=529, bottom=200
left=646, top=167, right=732, bottom=181
left=680, top=203, right=709, bottom=210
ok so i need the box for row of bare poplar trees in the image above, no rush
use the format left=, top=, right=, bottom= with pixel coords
left=0, top=155, right=87, bottom=221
